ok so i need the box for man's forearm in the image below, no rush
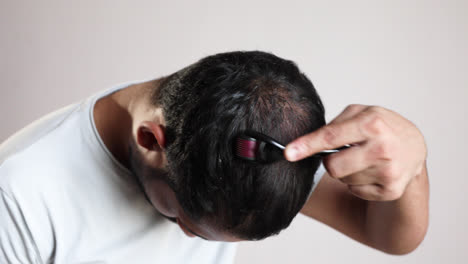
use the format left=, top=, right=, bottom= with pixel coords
left=365, top=163, right=429, bottom=255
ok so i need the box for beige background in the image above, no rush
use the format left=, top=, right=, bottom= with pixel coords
left=1, top=0, right=467, bottom=263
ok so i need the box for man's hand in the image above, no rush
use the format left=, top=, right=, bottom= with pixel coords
left=285, top=104, right=427, bottom=201
left=294, top=104, right=429, bottom=254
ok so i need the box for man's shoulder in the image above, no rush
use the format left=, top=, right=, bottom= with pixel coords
left=0, top=102, right=88, bottom=196
left=0, top=143, right=70, bottom=198
left=0, top=143, right=75, bottom=263
left=0, top=102, right=83, bottom=163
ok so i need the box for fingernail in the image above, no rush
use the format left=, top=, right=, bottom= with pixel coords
left=285, top=146, right=300, bottom=161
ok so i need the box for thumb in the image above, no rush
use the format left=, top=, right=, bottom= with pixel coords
left=284, top=132, right=323, bottom=162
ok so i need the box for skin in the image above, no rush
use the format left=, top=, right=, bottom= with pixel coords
left=287, top=105, right=429, bottom=254
left=94, top=79, right=429, bottom=253
left=93, top=80, right=241, bottom=242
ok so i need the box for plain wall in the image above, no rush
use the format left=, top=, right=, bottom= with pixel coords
left=1, top=0, right=467, bottom=263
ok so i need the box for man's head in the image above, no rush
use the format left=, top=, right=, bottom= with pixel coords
left=129, top=51, right=325, bottom=241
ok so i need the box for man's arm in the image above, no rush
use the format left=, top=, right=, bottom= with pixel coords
left=0, top=189, right=43, bottom=263
left=286, top=105, right=429, bottom=254
left=300, top=165, right=428, bottom=254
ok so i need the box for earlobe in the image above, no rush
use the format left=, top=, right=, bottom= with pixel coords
left=136, top=122, right=166, bottom=151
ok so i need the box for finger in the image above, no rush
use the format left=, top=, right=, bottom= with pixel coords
left=347, top=184, right=384, bottom=201
left=337, top=171, right=377, bottom=186
left=285, top=115, right=370, bottom=161
left=323, top=143, right=375, bottom=178
left=328, top=104, right=368, bottom=125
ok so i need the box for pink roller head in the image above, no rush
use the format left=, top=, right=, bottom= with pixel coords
left=236, top=137, right=258, bottom=160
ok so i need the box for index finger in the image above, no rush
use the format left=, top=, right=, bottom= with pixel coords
left=285, top=117, right=368, bottom=161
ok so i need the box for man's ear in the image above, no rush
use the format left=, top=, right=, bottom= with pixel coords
left=136, top=121, right=166, bottom=152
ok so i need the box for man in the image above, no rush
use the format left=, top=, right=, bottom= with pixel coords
left=0, top=51, right=428, bottom=263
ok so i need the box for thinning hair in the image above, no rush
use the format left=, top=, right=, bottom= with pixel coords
left=151, top=51, right=325, bottom=240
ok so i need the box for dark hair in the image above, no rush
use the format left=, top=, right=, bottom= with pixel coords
left=151, top=51, right=325, bottom=240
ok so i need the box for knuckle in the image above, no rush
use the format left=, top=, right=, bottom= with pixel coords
left=345, top=104, right=363, bottom=113
left=321, top=126, right=340, bottom=149
left=300, top=136, right=320, bottom=156
left=363, top=115, right=387, bottom=136
left=294, top=136, right=314, bottom=152
left=372, top=142, right=394, bottom=159
left=368, top=105, right=386, bottom=114
left=372, top=186, right=386, bottom=201
left=382, top=185, right=403, bottom=200
left=351, top=185, right=380, bottom=201
left=380, top=165, right=399, bottom=184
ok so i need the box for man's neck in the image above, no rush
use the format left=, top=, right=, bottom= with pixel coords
left=93, top=83, right=145, bottom=169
